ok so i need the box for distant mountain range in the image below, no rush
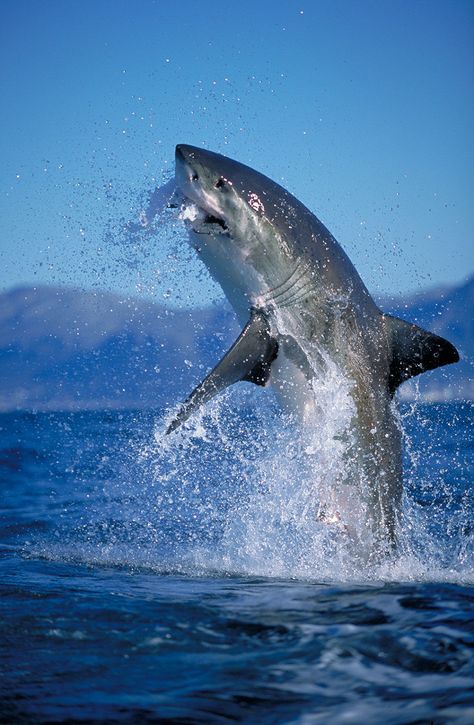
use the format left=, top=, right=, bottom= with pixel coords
left=0, top=286, right=237, bottom=412
left=0, top=278, right=472, bottom=411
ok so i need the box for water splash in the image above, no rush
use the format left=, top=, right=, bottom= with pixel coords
left=85, top=387, right=471, bottom=585
left=28, top=390, right=473, bottom=585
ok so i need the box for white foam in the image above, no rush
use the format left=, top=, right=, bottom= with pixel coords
left=178, top=202, right=201, bottom=223
left=145, top=383, right=474, bottom=585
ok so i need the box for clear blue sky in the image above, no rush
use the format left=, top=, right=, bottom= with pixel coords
left=1, top=0, right=473, bottom=306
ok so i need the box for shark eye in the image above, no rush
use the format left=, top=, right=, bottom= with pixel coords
left=215, top=177, right=232, bottom=190
left=191, top=173, right=199, bottom=181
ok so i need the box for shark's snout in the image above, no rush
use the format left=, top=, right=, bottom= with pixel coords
left=175, top=144, right=202, bottom=169
left=175, top=144, right=186, bottom=160
left=175, top=144, right=232, bottom=182
left=175, top=145, right=202, bottom=202
left=175, top=144, right=230, bottom=220
left=175, top=145, right=196, bottom=174
left=176, top=143, right=195, bottom=156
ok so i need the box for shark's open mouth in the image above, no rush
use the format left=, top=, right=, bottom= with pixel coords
left=179, top=201, right=228, bottom=235
left=204, top=213, right=227, bottom=231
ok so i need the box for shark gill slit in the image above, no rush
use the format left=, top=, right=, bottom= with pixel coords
left=259, top=262, right=303, bottom=301
left=261, top=264, right=314, bottom=308
left=276, top=282, right=316, bottom=309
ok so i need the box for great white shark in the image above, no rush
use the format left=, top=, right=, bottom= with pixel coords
left=165, top=144, right=459, bottom=554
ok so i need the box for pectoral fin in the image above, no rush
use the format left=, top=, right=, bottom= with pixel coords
left=166, top=308, right=278, bottom=434
left=385, top=314, right=459, bottom=395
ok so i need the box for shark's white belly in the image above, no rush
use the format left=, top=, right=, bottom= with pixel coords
left=269, top=347, right=317, bottom=422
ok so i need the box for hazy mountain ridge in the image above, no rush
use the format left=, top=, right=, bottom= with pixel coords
left=0, top=278, right=472, bottom=411
left=0, top=286, right=237, bottom=412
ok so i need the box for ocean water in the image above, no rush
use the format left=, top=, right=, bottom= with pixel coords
left=1, top=398, right=473, bottom=723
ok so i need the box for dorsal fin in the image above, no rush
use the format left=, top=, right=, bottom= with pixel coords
left=384, top=314, right=459, bottom=395
left=166, top=308, right=278, bottom=434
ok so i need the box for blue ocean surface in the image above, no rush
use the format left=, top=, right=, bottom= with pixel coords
left=1, top=400, right=473, bottom=723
